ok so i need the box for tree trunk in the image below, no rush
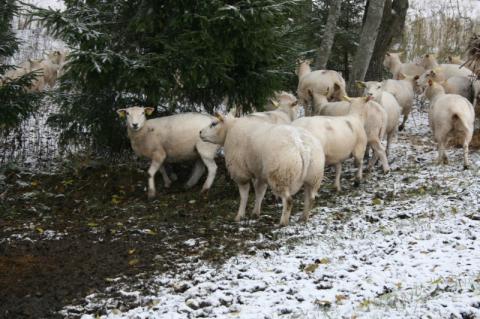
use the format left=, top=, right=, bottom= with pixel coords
left=365, top=0, right=409, bottom=81
left=348, top=0, right=386, bottom=95
left=315, top=0, right=342, bottom=70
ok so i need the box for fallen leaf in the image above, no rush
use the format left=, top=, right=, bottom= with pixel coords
left=35, top=227, right=44, bottom=234
left=128, top=249, right=136, bottom=255
left=129, top=258, right=140, bottom=266
left=304, top=263, right=319, bottom=273
left=335, top=294, right=348, bottom=304
left=87, top=222, right=98, bottom=227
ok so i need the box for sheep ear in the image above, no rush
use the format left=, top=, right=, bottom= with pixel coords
left=414, top=75, right=420, bottom=80
left=117, top=109, right=127, bottom=118
left=290, top=101, right=298, bottom=108
left=355, top=81, right=366, bottom=89
left=386, top=52, right=390, bottom=56
left=342, top=95, right=351, bottom=102
left=270, top=99, right=279, bottom=108
left=398, top=73, right=406, bottom=80
left=428, top=79, right=433, bottom=86
left=145, top=107, right=155, bottom=115
left=214, top=112, right=225, bottom=122
left=307, top=89, right=313, bottom=98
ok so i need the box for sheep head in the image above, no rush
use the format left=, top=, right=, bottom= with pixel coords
left=117, top=106, right=154, bottom=131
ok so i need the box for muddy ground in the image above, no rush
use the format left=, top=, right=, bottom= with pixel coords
left=0, top=159, right=299, bottom=318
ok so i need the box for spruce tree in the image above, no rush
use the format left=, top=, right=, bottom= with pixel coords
left=0, top=0, right=41, bottom=132
left=30, top=0, right=306, bottom=153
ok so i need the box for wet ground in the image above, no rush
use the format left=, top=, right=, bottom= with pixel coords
left=0, top=159, right=286, bottom=318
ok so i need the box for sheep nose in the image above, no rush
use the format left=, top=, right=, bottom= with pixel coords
left=132, top=123, right=138, bottom=129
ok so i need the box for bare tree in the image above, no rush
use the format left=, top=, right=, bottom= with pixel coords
left=365, top=0, right=409, bottom=81
left=348, top=0, right=386, bottom=95
left=315, top=0, right=343, bottom=70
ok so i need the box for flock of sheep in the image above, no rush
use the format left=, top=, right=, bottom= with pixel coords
left=0, top=50, right=67, bottom=91
left=116, top=52, right=478, bottom=226
left=14, top=49, right=470, bottom=227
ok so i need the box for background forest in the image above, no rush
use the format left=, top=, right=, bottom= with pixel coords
left=1, top=0, right=479, bottom=164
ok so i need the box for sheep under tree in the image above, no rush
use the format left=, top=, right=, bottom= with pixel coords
left=117, top=107, right=219, bottom=199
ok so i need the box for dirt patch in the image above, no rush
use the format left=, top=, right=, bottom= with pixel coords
left=0, top=159, right=282, bottom=318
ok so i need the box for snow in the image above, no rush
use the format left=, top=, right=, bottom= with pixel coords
left=59, top=107, right=480, bottom=318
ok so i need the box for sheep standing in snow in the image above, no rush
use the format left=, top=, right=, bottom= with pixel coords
left=200, top=114, right=325, bottom=226
left=419, top=54, right=474, bottom=79
left=117, top=107, right=219, bottom=199
left=29, top=58, right=60, bottom=89
left=250, top=92, right=299, bottom=124
left=292, top=96, right=373, bottom=192
left=357, top=81, right=402, bottom=156
left=312, top=91, right=391, bottom=172
left=423, top=80, right=474, bottom=168
left=417, top=69, right=472, bottom=101
left=383, top=52, right=424, bottom=79
left=297, top=69, right=347, bottom=116
left=380, top=74, right=417, bottom=131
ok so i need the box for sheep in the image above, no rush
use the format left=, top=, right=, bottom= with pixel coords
left=292, top=96, right=374, bottom=192
left=473, top=81, right=480, bottom=116
left=312, top=93, right=390, bottom=173
left=117, top=107, right=219, bottom=199
left=448, top=56, right=465, bottom=65
left=297, top=69, right=347, bottom=116
left=29, top=58, right=59, bottom=89
left=296, top=58, right=313, bottom=80
left=422, top=80, right=474, bottom=168
left=250, top=92, right=299, bottom=124
left=417, top=69, right=473, bottom=101
left=1, top=60, right=32, bottom=85
left=200, top=114, right=325, bottom=226
left=383, top=52, right=425, bottom=79
left=419, top=54, right=474, bottom=79
left=357, top=81, right=402, bottom=156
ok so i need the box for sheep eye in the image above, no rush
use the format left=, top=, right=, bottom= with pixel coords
left=210, top=122, right=218, bottom=128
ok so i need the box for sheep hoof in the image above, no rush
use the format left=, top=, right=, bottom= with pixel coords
left=277, top=222, right=288, bottom=228
left=200, top=188, right=209, bottom=196
left=164, top=183, right=171, bottom=189
left=353, top=180, right=361, bottom=187
left=398, top=124, right=405, bottom=132
left=184, top=183, right=194, bottom=190
left=383, top=169, right=391, bottom=175
left=463, top=164, right=469, bottom=170
left=298, top=216, right=309, bottom=223
left=234, top=215, right=242, bottom=222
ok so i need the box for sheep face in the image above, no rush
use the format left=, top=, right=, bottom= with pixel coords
left=359, top=81, right=382, bottom=100
left=200, top=115, right=228, bottom=145
left=383, top=52, right=400, bottom=69
left=116, top=106, right=155, bottom=131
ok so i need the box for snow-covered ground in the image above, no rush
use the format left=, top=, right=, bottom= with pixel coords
left=59, top=108, right=480, bottom=318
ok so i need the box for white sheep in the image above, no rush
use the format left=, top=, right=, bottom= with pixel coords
left=292, top=96, right=373, bottom=192
left=448, top=56, right=465, bottom=65
left=312, top=94, right=390, bottom=173
left=383, top=52, right=425, bottom=79
left=250, top=92, right=299, bottom=124
left=417, top=69, right=472, bottom=100
left=419, top=54, right=474, bottom=79
left=297, top=69, right=347, bottom=116
left=117, top=107, right=220, bottom=199
left=357, top=81, right=402, bottom=156
left=296, top=58, right=313, bottom=80
left=200, top=114, right=325, bottom=226
left=423, top=80, right=474, bottom=168
left=29, top=58, right=59, bottom=89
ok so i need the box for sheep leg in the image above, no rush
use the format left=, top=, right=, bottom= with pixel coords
left=334, top=163, right=342, bottom=192
left=279, top=194, right=293, bottom=227
left=399, top=113, right=409, bottom=131
left=199, top=157, right=217, bottom=193
left=436, top=141, right=448, bottom=165
left=299, top=185, right=315, bottom=223
left=196, top=144, right=218, bottom=193
left=147, top=157, right=164, bottom=199
left=463, top=140, right=470, bottom=169
left=185, top=160, right=206, bottom=189
left=354, top=156, right=364, bottom=187
left=235, top=183, right=250, bottom=222
left=159, top=165, right=173, bottom=188
left=252, top=179, right=268, bottom=217
left=370, top=141, right=390, bottom=173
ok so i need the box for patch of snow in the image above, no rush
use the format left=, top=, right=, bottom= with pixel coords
left=63, top=108, right=480, bottom=318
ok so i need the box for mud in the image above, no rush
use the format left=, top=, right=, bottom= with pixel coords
left=0, top=159, right=282, bottom=318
